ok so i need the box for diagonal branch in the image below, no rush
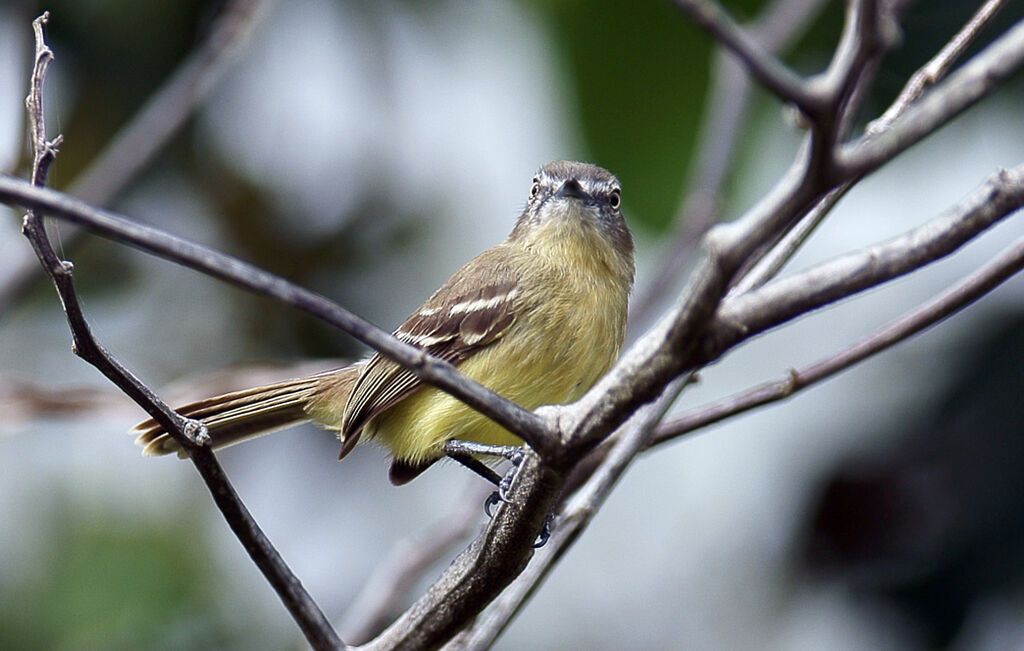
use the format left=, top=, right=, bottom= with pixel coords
left=654, top=236, right=1024, bottom=445
left=672, top=0, right=818, bottom=112
left=867, top=0, right=1009, bottom=134
left=837, top=16, right=1024, bottom=179
left=18, top=14, right=342, bottom=651
left=0, top=0, right=272, bottom=316
left=0, top=174, right=553, bottom=454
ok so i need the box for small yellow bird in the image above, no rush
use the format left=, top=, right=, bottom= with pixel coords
left=133, top=161, right=634, bottom=484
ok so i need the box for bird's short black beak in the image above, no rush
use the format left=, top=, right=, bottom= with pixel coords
left=556, top=178, right=590, bottom=201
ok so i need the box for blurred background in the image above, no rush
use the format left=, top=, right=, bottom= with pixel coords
left=1, top=0, right=1022, bottom=648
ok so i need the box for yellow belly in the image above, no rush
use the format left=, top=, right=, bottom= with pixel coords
left=368, top=285, right=626, bottom=466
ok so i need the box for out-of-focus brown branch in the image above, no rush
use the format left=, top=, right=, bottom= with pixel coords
left=0, top=360, right=346, bottom=425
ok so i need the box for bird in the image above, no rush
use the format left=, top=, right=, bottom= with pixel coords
left=132, top=160, right=635, bottom=485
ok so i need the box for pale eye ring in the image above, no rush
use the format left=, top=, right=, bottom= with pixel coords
left=529, top=181, right=541, bottom=198
left=609, top=189, right=621, bottom=210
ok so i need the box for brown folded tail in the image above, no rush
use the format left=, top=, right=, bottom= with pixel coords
left=131, top=366, right=358, bottom=457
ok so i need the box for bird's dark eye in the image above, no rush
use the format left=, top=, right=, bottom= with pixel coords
left=609, top=189, right=621, bottom=210
left=530, top=181, right=541, bottom=199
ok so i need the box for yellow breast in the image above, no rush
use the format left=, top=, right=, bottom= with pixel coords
left=371, top=220, right=631, bottom=466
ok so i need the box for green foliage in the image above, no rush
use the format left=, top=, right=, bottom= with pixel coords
left=538, top=0, right=713, bottom=232
left=0, top=507, right=273, bottom=650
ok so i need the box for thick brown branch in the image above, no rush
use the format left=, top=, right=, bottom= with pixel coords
left=711, top=166, right=1024, bottom=353
left=655, top=237, right=1024, bottom=445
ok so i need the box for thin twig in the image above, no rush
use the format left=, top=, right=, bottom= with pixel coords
left=729, top=182, right=852, bottom=296
left=17, top=15, right=343, bottom=651
left=672, top=0, right=818, bottom=112
left=653, top=236, right=1024, bottom=445
left=838, top=16, right=1024, bottom=179
left=868, top=0, right=1008, bottom=134
left=631, top=0, right=829, bottom=323
left=0, top=0, right=273, bottom=317
left=0, top=175, right=552, bottom=453
left=712, top=166, right=1024, bottom=352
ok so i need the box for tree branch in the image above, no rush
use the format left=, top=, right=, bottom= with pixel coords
left=0, top=174, right=553, bottom=454
left=867, top=0, right=1009, bottom=134
left=654, top=236, right=1024, bottom=445
left=671, top=0, right=819, bottom=112
left=0, top=0, right=273, bottom=316
left=711, top=166, right=1024, bottom=352
left=18, top=14, right=343, bottom=651
left=837, top=16, right=1024, bottom=179
left=632, top=0, right=830, bottom=322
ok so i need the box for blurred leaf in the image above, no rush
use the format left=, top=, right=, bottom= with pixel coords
left=529, top=0, right=766, bottom=232
left=0, top=507, right=275, bottom=650
left=535, top=0, right=714, bottom=232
